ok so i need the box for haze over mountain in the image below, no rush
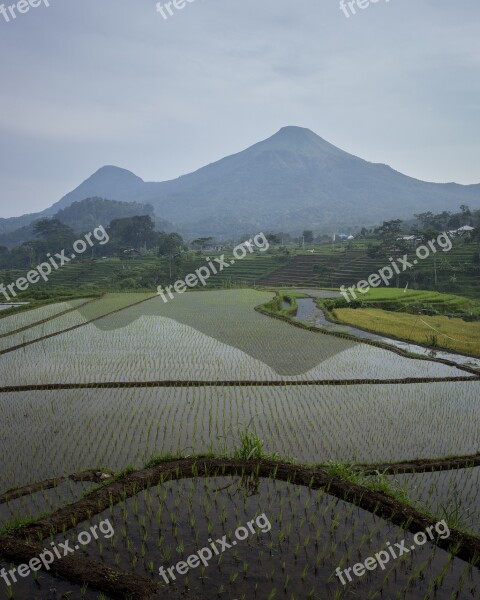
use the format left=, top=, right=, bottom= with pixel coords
left=2, top=126, right=479, bottom=240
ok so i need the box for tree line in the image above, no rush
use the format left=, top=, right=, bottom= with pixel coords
left=0, top=216, right=184, bottom=270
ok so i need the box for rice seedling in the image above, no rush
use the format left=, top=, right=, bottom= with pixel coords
left=49, top=476, right=479, bottom=599
left=0, top=298, right=91, bottom=335
left=2, top=380, right=478, bottom=494
left=387, top=467, right=480, bottom=535
left=0, top=290, right=468, bottom=387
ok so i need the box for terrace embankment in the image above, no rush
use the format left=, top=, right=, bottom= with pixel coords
left=0, top=456, right=480, bottom=598
left=0, top=374, right=476, bottom=395
left=3, top=453, right=479, bottom=504
left=354, top=453, right=480, bottom=475
left=0, top=535, right=158, bottom=600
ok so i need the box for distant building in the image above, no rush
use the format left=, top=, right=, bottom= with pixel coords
left=447, top=225, right=474, bottom=237
left=396, top=235, right=422, bottom=248
left=199, top=243, right=225, bottom=251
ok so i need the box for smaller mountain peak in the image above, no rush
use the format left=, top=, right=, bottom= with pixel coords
left=92, top=165, right=143, bottom=182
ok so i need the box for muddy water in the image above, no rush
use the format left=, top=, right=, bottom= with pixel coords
left=294, top=297, right=480, bottom=372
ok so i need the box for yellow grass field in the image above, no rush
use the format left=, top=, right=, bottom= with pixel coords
left=334, top=308, right=480, bottom=357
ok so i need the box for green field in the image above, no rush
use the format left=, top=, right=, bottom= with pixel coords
left=332, top=287, right=480, bottom=317
left=335, top=307, right=480, bottom=356
left=312, top=287, right=480, bottom=356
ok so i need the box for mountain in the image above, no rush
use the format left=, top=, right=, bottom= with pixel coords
left=0, top=198, right=173, bottom=248
left=54, top=197, right=157, bottom=232
left=0, top=168, right=147, bottom=239
left=2, top=126, right=480, bottom=238
left=49, top=167, right=146, bottom=214
left=136, top=126, right=480, bottom=233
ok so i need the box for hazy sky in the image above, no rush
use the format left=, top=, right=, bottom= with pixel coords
left=1, top=0, right=479, bottom=217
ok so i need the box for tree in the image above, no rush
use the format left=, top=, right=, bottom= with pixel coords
left=107, top=216, right=156, bottom=251
left=373, top=219, right=405, bottom=253
left=158, top=232, right=183, bottom=255
left=0, top=246, right=9, bottom=269
left=414, top=212, right=435, bottom=229
left=447, top=213, right=462, bottom=229
left=191, top=237, right=213, bottom=249
left=303, top=230, right=314, bottom=243
left=31, top=219, right=75, bottom=260
left=359, top=227, right=369, bottom=238
left=33, top=219, right=74, bottom=241
left=266, top=233, right=282, bottom=245
left=460, top=204, right=473, bottom=226
left=375, top=219, right=403, bottom=241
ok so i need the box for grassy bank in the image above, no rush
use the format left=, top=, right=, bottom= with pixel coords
left=334, top=307, right=480, bottom=357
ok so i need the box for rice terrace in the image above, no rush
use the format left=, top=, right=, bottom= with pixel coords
left=0, top=252, right=479, bottom=599
left=2, top=3, right=480, bottom=599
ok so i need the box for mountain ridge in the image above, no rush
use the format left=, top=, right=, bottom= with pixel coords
left=2, top=127, right=479, bottom=238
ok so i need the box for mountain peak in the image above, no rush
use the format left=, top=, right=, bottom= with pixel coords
left=47, top=165, right=146, bottom=214
left=255, top=125, right=349, bottom=159
left=90, top=165, right=144, bottom=184
left=276, top=125, right=315, bottom=136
